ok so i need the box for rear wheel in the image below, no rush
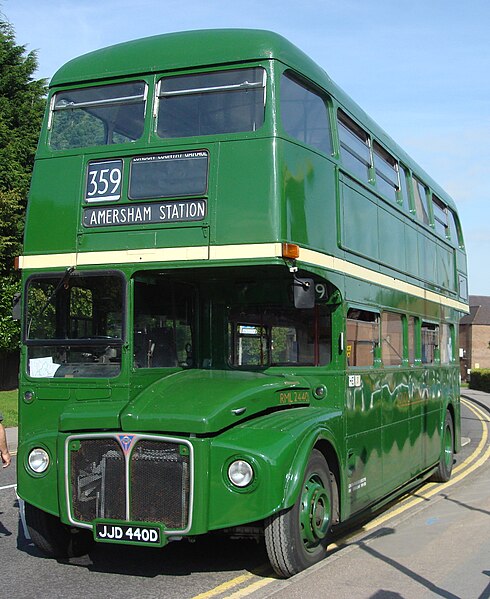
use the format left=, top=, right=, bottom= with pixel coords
left=265, top=450, right=335, bottom=578
left=430, top=410, right=454, bottom=483
left=25, top=502, right=94, bottom=558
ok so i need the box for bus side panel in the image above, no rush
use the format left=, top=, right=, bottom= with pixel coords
left=213, top=139, right=280, bottom=246
left=380, top=369, right=412, bottom=490
left=345, top=372, right=383, bottom=512
left=277, top=139, right=338, bottom=253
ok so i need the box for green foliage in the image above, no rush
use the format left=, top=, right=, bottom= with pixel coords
left=0, top=20, right=46, bottom=201
left=50, top=110, right=106, bottom=150
left=0, top=18, right=46, bottom=356
left=0, top=275, right=20, bottom=351
left=0, top=389, right=18, bottom=427
left=0, top=188, right=24, bottom=274
left=469, top=369, right=490, bottom=393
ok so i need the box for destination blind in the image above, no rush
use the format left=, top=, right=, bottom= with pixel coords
left=83, top=199, right=207, bottom=227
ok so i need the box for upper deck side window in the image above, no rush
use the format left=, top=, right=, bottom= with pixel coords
left=373, top=141, right=399, bottom=202
left=280, top=72, right=332, bottom=155
left=49, top=81, right=147, bottom=150
left=156, top=67, right=266, bottom=138
left=398, top=163, right=411, bottom=212
left=337, top=110, right=371, bottom=182
left=432, top=195, right=449, bottom=237
left=412, top=176, right=430, bottom=225
left=448, top=208, right=464, bottom=248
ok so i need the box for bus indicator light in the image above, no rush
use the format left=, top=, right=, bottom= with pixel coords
left=282, top=243, right=300, bottom=260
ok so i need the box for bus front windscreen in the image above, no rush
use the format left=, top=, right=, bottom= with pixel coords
left=25, top=272, right=124, bottom=378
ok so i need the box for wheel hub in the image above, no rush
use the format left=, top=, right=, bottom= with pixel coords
left=300, top=473, right=331, bottom=548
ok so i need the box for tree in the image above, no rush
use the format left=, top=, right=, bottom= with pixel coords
left=0, top=17, right=46, bottom=353
left=0, top=19, right=46, bottom=201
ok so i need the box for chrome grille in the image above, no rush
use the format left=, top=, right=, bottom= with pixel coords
left=131, top=441, right=190, bottom=528
left=69, top=435, right=191, bottom=530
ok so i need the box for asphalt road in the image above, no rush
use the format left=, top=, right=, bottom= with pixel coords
left=1, top=393, right=489, bottom=599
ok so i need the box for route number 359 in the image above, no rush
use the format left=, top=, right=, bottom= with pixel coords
left=85, top=160, right=123, bottom=202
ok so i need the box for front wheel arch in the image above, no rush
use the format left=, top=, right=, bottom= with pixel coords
left=281, top=431, right=341, bottom=515
left=265, top=449, right=335, bottom=577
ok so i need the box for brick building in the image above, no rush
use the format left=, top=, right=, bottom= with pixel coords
left=459, top=295, right=490, bottom=380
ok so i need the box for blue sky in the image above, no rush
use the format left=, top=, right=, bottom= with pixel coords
left=4, top=0, right=490, bottom=295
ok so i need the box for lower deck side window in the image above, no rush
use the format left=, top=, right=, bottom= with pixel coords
left=421, top=322, right=439, bottom=364
left=346, top=308, right=379, bottom=367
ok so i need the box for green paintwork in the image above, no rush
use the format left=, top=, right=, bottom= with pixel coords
left=121, top=370, right=311, bottom=434
left=17, top=29, right=467, bottom=555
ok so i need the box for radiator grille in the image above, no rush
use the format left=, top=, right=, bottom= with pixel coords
left=69, top=436, right=191, bottom=530
left=131, top=441, right=190, bottom=528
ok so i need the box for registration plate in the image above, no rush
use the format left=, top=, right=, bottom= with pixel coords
left=94, top=523, right=163, bottom=546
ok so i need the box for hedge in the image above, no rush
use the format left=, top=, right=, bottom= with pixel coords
left=469, top=369, right=490, bottom=393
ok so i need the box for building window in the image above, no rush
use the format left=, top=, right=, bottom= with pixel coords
left=280, top=73, right=332, bottom=155
left=346, top=308, right=379, bottom=367
left=338, top=110, right=371, bottom=182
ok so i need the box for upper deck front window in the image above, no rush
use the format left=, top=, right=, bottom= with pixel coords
left=157, top=67, right=266, bottom=138
left=49, top=81, right=147, bottom=150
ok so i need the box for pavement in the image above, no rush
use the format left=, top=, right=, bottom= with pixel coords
left=4, top=387, right=489, bottom=456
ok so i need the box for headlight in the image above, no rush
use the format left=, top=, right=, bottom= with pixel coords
left=228, top=459, right=254, bottom=488
left=28, top=448, right=50, bottom=474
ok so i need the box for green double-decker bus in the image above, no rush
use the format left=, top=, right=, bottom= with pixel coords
left=16, top=30, right=468, bottom=577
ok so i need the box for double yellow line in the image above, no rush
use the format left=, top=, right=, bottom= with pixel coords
left=191, top=398, right=490, bottom=599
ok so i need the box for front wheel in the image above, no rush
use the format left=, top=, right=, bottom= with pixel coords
left=430, top=410, right=454, bottom=483
left=264, top=450, right=335, bottom=578
left=25, top=502, right=94, bottom=558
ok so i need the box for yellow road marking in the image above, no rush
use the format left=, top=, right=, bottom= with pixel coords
left=222, top=577, right=277, bottom=598
left=192, top=573, right=256, bottom=599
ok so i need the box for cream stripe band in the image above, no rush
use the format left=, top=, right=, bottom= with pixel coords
left=18, top=243, right=469, bottom=313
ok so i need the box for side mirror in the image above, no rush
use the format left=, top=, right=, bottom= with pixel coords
left=293, top=278, right=315, bottom=309
left=12, top=292, right=21, bottom=321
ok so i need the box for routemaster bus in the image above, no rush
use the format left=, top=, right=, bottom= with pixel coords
left=16, top=29, right=468, bottom=577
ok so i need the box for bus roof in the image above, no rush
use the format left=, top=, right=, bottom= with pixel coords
left=50, top=29, right=328, bottom=87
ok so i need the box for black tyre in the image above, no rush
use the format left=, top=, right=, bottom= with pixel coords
left=264, top=450, right=335, bottom=578
left=25, top=502, right=94, bottom=558
left=430, top=410, right=454, bottom=483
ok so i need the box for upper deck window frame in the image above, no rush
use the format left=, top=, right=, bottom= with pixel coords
left=48, top=80, right=148, bottom=151
left=279, top=71, right=333, bottom=156
left=412, top=176, right=430, bottom=225
left=432, top=194, right=450, bottom=238
left=155, top=66, right=267, bottom=139
left=337, top=110, right=372, bottom=182
left=372, top=141, right=400, bottom=202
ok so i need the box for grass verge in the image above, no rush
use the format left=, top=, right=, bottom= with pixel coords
left=0, top=389, right=18, bottom=427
